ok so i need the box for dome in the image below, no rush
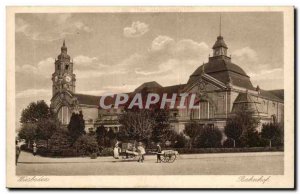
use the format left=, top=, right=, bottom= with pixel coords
left=212, top=36, right=228, bottom=49
left=188, top=57, right=255, bottom=90
left=57, top=53, right=70, bottom=60
left=57, top=40, right=70, bottom=60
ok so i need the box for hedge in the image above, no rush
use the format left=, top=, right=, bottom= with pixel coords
left=146, top=146, right=283, bottom=155
left=21, top=144, right=283, bottom=157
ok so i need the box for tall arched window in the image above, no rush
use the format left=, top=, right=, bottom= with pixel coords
left=58, top=106, right=70, bottom=125
left=190, top=100, right=214, bottom=120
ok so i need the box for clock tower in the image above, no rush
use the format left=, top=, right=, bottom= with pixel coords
left=52, top=40, right=76, bottom=96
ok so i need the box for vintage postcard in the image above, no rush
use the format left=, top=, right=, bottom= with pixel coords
left=6, top=6, right=294, bottom=188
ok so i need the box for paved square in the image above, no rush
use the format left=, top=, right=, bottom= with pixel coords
left=16, top=152, right=284, bottom=175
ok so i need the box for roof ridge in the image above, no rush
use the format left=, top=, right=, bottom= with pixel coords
left=74, top=93, right=100, bottom=97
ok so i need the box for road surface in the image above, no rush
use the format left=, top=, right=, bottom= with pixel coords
left=16, top=151, right=283, bottom=175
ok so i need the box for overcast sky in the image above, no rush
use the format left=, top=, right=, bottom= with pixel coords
left=15, top=12, right=283, bottom=128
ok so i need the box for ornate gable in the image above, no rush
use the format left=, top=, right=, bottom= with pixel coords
left=50, top=91, right=78, bottom=113
left=183, top=73, right=227, bottom=94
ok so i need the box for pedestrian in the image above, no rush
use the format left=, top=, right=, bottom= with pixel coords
left=113, top=142, right=120, bottom=159
left=156, top=143, right=162, bottom=163
left=33, top=142, right=37, bottom=156
left=16, top=140, right=21, bottom=165
left=137, top=142, right=146, bottom=163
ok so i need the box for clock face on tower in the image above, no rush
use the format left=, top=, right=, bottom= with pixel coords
left=65, top=75, right=71, bottom=82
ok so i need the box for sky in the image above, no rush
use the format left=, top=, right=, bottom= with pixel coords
left=15, top=12, right=284, bottom=128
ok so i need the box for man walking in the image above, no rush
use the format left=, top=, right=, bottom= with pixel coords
left=16, top=140, right=21, bottom=165
left=156, top=143, right=162, bottom=163
left=33, top=142, right=37, bottom=156
left=137, top=142, right=146, bottom=163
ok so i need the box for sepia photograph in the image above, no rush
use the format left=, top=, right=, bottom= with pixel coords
left=6, top=6, right=294, bottom=188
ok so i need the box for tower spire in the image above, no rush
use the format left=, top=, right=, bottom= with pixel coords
left=61, top=39, right=67, bottom=53
left=219, top=14, right=222, bottom=36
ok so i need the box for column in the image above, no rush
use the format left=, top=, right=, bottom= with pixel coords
left=198, top=103, right=201, bottom=120
left=207, top=102, right=210, bottom=119
left=225, top=92, right=227, bottom=118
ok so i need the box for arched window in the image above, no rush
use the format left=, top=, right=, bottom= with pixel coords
left=190, top=100, right=214, bottom=120
left=271, top=114, right=277, bottom=124
left=58, top=106, right=70, bottom=125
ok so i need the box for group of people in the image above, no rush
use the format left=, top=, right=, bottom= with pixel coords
left=113, top=141, right=162, bottom=163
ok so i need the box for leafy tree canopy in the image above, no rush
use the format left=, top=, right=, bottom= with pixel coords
left=118, top=109, right=154, bottom=143
left=261, top=122, right=281, bottom=140
left=18, top=123, right=37, bottom=141
left=20, top=100, right=54, bottom=124
left=195, top=126, right=222, bottom=148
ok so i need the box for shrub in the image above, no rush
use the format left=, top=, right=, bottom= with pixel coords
left=174, top=133, right=188, bottom=148
left=183, top=122, right=202, bottom=148
left=99, top=147, right=114, bottom=157
left=73, top=134, right=99, bottom=156
left=240, top=130, right=261, bottom=147
left=223, top=138, right=234, bottom=148
left=261, top=122, right=283, bottom=147
left=36, top=147, right=49, bottom=156
left=90, top=152, right=97, bottom=159
left=60, top=148, right=78, bottom=157
left=195, top=126, right=222, bottom=148
left=174, top=146, right=283, bottom=154
left=20, top=144, right=32, bottom=152
left=48, top=130, right=72, bottom=153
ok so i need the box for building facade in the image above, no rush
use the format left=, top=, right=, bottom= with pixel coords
left=50, top=34, right=284, bottom=134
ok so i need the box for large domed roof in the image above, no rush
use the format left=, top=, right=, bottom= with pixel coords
left=188, top=34, right=255, bottom=90
left=188, top=56, right=255, bottom=90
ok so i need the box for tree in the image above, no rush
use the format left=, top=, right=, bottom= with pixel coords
left=96, top=125, right=107, bottom=147
left=162, top=129, right=178, bottom=145
left=18, top=123, right=37, bottom=148
left=106, top=129, right=116, bottom=147
left=20, top=100, right=53, bottom=124
left=174, top=133, right=188, bottom=148
left=151, top=109, right=171, bottom=144
left=183, top=122, right=202, bottom=148
left=118, top=110, right=154, bottom=143
left=195, top=126, right=222, bottom=148
left=227, top=110, right=260, bottom=147
left=261, top=122, right=282, bottom=148
left=73, top=134, right=99, bottom=156
left=68, top=111, right=86, bottom=142
left=36, top=118, right=61, bottom=148
left=224, top=118, right=243, bottom=147
left=19, top=100, right=60, bottom=148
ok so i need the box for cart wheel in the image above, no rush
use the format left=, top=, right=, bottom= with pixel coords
left=161, top=154, right=169, bottom=163
left=168, top=154, right=176, bottom=163
left=164, top=154, right=171, bottom=163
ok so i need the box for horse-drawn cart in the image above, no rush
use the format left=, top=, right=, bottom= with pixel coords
left=120, top=142, right=139, bottom=160
left=158, top=150, right=179, bottom=163
left=118, top=142, right=179, bottom=163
